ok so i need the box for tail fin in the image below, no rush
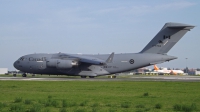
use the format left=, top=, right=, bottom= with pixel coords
left=154, top=65, right=159, bottom=70
left=141, top=22, right=195, bottom=54
left=170, top=70, right=177, bottom=75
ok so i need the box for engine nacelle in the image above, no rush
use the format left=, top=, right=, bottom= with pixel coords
left=46, top=59, right=78, bottom=69
left=56, top=60, right=78, bottom=69
left=46, top=59, right=57, bottom=68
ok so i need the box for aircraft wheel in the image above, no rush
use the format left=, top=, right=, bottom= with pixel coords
left=89, top=76, right=95, bottom=78
left=22, top=73, right=27, bottom=77
left=81, top=76, right=87, bottom=78
left=13, top=74, right=16, bottom=77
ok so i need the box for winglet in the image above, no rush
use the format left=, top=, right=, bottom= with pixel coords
left=106, top=52, right=114, bottom=63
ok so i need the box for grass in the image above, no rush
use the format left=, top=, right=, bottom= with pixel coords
left=121, top=102, right=131, bottom=108
left=0, top=81, right=199, bottom=111
left=59, top=108, right=66, bottom=112
left=79, top=100, right=88, bottom=106
left=173, top=103, right=197, bottom=112
left=92, top=102, right=99, bottom=107
left=155, top=103, right=162, bottom=109
left=14, top=97, right=22, bottom=103
left=10, top=104, right=25, bottom=112
left=24, top=99, right=32, bottom=105
left=29, top=104, right=42, bottom=112
left=143, top=92, right=149, bottom=96
left=136, top=104, right=145, bottom=108
left=62, top=100, right=68, bottom=107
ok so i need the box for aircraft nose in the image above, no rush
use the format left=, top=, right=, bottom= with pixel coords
left=13, top=61, right=19, bottom=70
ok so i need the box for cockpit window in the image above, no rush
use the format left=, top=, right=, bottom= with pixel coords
left=19, top=57, right=25, bottom=61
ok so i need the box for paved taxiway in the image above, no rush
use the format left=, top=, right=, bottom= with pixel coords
left=0, top=76, right=200, bottom=82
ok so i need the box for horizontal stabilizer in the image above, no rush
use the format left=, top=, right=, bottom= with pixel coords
left=149, top=61, right=165, bottom=65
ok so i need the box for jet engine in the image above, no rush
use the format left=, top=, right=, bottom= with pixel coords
left=47, top=59, right=78, bottom=69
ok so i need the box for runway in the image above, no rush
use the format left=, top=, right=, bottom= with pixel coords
left=0, top=75, right=200, bottom=82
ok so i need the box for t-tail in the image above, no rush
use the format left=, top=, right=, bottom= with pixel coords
left=140, top=22, right=195, bottom=54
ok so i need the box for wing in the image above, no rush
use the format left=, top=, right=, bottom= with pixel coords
left=77, top=55, right=107, bottom=65
left=51, top=52, right=114, bottom=65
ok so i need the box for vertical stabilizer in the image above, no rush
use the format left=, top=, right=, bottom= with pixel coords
left=154, top=65, right=159, bottom=70
left=141, top=23, right=195, bottom=54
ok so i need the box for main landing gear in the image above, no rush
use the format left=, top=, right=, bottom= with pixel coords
left=80, top=76, right=95, bottom=78
left=22, top=73, right=27, bottom=77
left=89, top=76, right=95, bottom=78
left=81, top=76, right=87, bottom=78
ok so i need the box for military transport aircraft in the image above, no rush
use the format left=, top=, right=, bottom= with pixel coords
left=13, top=22, right=194, bottom=78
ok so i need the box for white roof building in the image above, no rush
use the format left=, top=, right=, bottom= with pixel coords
left=0, top=68, right=8, bottom=74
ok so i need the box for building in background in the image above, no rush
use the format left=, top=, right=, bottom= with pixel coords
left=186, top=68, right=200, bottom=75
left=0, top=68, right=8, bottom=74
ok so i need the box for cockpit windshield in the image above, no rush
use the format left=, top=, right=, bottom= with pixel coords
left=19, top=57, right=25, bottom=61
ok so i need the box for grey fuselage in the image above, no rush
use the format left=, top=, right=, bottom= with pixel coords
left=13, top=53, right=176, bottom=76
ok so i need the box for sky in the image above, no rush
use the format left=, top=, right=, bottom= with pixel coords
left=0, top=0, right=200, bottom=70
